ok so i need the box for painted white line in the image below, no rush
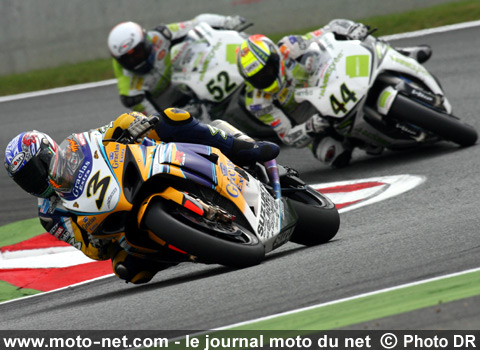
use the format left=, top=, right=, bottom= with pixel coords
left=1, top=21, right=479, bottom=104
left=0, top=274, right=115, bottom=306
left=0, top=79, right=116, bottom=103
left=0, top=246, right=76, bottom=259
left=313, top=174, right=426, bottom=213
left=381, top=20, right=480, bottom=41
left=214, top=266, right=480, bottom=330
left=0, top=247, right=95, bottom=269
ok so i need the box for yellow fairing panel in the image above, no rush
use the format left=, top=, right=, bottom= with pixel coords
left=126, top=144, right=156, bottom=181
left=212, top=149, right=249, bottom=214
left=103, top=142, right=135, bottom=212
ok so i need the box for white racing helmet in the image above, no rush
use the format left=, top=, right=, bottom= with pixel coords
left=108, top=21, right=154, bottom=74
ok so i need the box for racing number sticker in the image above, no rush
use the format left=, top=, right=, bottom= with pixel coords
left=207, top=71, right=237, bottom=101
left=86, top=170, right=111, bottom=210
left=330, top=83, right=358, bottom=114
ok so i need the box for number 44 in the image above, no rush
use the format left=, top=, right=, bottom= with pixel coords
left=330, top=83, right=358, bottom=114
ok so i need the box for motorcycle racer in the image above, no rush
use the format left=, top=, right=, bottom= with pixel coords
left=4, top=109, right=279, bottom=284
left=236, top=19, right=432, bottom=167
left=108, top=14, right=247, bottom=116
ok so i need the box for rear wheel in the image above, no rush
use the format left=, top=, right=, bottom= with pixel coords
left=142, top=197, right=265, bottom=268
left=285, top=186, right=340, bottom=246
left=390, top=94, right=478, bottom=147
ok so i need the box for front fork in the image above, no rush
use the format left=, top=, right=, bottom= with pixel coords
left=264, top=159, right=282, bottom=200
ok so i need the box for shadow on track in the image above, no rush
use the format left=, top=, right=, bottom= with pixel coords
left=263, top=240, right=339, bottom=264
left=27, top=265, right=235, bottom=315
left=27, top=241, right=340, bottom=317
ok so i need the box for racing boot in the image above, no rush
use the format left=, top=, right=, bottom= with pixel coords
left=395, top=45, right=432, bottom=63
left=312, top=134, right=352, bottom=168
left=155, top=108, right=280, bottom=166
left=112, top=250, right=175, bottom=284
left=229, top=138, right=280, bottom=166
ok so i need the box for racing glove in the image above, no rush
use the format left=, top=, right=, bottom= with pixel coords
left=278, top=35, right=307, bottom=60
left=128, top=113, right=151, bottom=141
left=328, top=19, right=369, bottom=41
left=223, top=15, right=247, bottom=31
left=346, top=23, right=369, bottom=40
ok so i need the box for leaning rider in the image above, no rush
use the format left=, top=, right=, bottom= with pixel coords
left=236, top=19, right=432, bottom=167
left=108, top=13, right=248, bottom=115
left=4, top=109, right=279, bottom=284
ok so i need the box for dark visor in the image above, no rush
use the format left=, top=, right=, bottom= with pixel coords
left=245, top=52, right=280, bottom=90
left=12, top=149, right=50, bottom=196
left=117, top=41, right=152, bottom=71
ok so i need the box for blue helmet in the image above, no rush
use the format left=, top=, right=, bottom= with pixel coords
left=4, top=131, right=58, bottom=198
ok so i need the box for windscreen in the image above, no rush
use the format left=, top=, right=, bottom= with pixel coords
left=49, top=135, right=86, bottom=194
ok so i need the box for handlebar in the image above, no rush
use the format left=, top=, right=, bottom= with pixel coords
left=237, top=22, right=254, bottom=32
left=147, top=115, right=160, bottom=126
left=367, top=27, right=378, bottom=36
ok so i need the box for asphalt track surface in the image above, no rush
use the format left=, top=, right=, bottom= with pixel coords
left=0, top=26, right=479, bottom=331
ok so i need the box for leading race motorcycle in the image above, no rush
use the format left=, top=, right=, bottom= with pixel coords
left=49, top=118, right=339, bottom=269
left=294, top=31, right=477, bottom=156
left=170, top=22, right=276, bottom=140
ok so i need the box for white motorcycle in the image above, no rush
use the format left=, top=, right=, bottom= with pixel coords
left=170, top=22, right=275, bottom=139
left=295, top=32, right=477, bottom=156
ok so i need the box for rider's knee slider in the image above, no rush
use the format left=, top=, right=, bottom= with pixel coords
left=112, top=250, right=155, bottom=284
left=129, top=270, right=155, bottom=284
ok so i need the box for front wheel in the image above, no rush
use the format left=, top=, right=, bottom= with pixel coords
left=390, top=94, right=478, bottom=147
left=142, top=198, right=265, bottom=268
left=285, top=186, right=340, bottom=246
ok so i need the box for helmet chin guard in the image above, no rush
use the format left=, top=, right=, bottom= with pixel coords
left=4, top=131, right=57, bottom=198
left=237, top=35, right=285, bottom=93
left=108, top=21, right=154, bottom=74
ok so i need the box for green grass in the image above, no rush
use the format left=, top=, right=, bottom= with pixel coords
left=0, top=281, right=41, bottom=303
left=161, top=270, right=480, bottom=348
left=0, top=0, right=479, bottom=97
left=0, top=59, right=114, bottom=96
left=0, top=218, right=45, bottom=247
left=231, top=269, right=480, bottom=330
left=269, top=0, right=480, bottom=40
left=0, top=218, right=46, bottom=302
left=358, top=0, right=480, bottom=37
